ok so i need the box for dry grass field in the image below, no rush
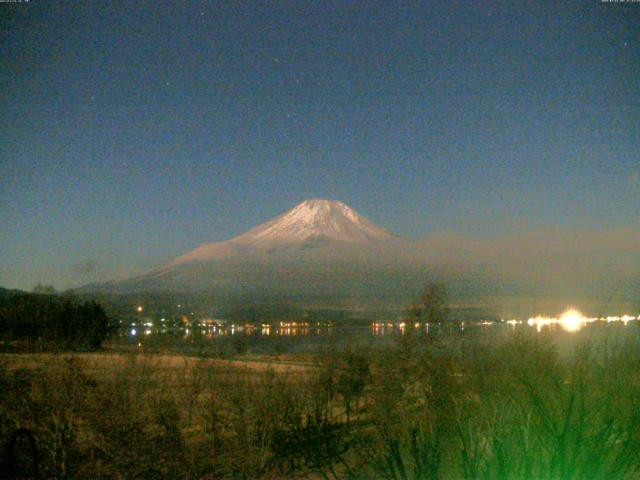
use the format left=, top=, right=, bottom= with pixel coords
left=3, top=329, right=640, bottom=479
left=0, top=351, right=314, bottom=376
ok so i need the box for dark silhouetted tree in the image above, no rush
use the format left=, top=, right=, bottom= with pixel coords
left=0, top=291, right=114, bottom=350
left=408, top=281, right=451, bottom=329
left=32, top=283, right=56, bottom=295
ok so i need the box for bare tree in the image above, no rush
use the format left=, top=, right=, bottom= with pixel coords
left=408, top=281, right=450, bottom=329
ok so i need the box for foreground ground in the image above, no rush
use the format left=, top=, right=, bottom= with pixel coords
left=0, top=351, right=314, bottom=375
left=2, top=327, right=640, bottom=479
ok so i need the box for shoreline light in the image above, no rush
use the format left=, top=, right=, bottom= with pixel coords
left=559, top=309, right=584, bottom=332
left=527, top=308, right=637, bottom=332
left=528, top=308, right=589, bottom=332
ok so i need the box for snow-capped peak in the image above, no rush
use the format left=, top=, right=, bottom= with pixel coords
left=237, top=199, right=394, bottom=244
left=167, top=199, right=395, bottom=265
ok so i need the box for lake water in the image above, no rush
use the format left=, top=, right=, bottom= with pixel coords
left=114, top=312, right=640, bottom=356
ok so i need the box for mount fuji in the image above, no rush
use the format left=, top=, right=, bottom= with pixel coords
left=81, top=200, right=424, bottom=303
left=167, top=199, right=399, bottom=266
left=76, top=199, right=639, bottom=312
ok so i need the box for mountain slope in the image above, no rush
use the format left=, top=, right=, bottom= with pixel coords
left=77, top=201, right=639, bottom=313
left=82, top=199, right=419, bottom=299
left=168, top=199, right=397, bottom=266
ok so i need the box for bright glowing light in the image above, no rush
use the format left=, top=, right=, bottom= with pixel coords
left=130, top=328, right=137, bottom=336
left=136, top=305, right=143, bottom=312
left=526, top=309, right=638, bottom=332
left=559, top=308, right=585, bottom=332
left=528, top=308, right=589, bottom=332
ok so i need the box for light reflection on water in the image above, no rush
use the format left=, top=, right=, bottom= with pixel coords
left=121, top=311, right=639, bottom=340
left=125, top=325, right=341, bottom=338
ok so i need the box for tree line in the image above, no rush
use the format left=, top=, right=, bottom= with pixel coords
left=0, top=289, right=114, bottom=351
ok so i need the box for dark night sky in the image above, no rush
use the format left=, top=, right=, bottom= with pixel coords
left=1, top=1, right=639, bottom=289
